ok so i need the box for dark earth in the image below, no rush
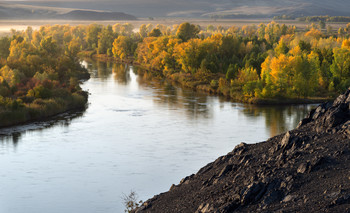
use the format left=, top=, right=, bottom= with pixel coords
left=136, top=88, right=350, bottom=213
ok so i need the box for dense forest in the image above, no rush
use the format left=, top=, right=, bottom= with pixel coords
left=1, top=21, right=350, bottom=126
left=274, top=15, right=350, bottom=23
left=0, top=26, right=89, bottom=127
left=78, top=21, right=349, bottom=103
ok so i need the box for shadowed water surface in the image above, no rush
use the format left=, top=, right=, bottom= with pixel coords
left=0, top=60, right=316, bottom=213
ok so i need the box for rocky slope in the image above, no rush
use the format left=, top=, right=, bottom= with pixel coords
left=136, top=88, right=350, bottom=212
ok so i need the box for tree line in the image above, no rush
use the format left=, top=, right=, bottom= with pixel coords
left=106, top=22, right=349, bottom=102
left=1, top=21, right=350, bottom=115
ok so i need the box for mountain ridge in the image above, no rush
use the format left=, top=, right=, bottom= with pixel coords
left=0, top=2, right=137, bottom=20
left=5, top=0, right=350, bottom=18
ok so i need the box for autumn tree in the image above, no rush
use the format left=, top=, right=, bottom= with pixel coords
left=148, top=28, right=162, bottom=37
left=139, top=24, right=148, bottom=38
left=112, top=36, right=133, bottom=60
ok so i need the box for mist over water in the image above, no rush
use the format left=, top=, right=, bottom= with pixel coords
left=0, top=60, right=315, bottom=213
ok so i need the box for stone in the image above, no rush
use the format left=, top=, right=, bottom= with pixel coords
left=196, top=203, right=213, bottom=213
left=331, top=194, right=350, bottom=206
left=262, top=190, right=283, bottom=205
left=169, top=184, right=176, bottom=191
left=297, top=163, right=309, bottom=174
left=241, top=182, right=266, bottom=205
left=218, top=165, right=233, bottom=178
left=282, top=195, right=296, bottom=202
left=280, top=131, right=302, bottom=151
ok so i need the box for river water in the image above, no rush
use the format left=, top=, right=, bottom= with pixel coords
left=0, top=60, right=316, bottom=213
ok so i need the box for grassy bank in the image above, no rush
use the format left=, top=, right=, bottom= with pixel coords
left=0, top=90, right=88, bottom=128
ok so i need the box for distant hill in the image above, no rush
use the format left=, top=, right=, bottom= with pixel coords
left=0, top=3, right=137, bottom=20
left=3, top=0, right=350, bottom=19
left=59, top=10, right=136, bottom=21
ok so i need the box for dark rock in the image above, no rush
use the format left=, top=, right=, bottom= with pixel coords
left=169, top=184, right=176, bottom=191
left=280, top=131, right=303, bottom=152
left=262, top=189, right=284, bottom=205
left=196, top=203, right=213, bottom=213
left=297, top=162, right=310, bottom=174
left=218, top=165, right=234, bottom=178
left=230, top=142, right=248, bottom=156
left=197, top=164, right=213, bottom=175
left=331, top=194, right=350, bottom=206
left=220, top=195, right=240, bottom=212
left=241, top=182, right=266, bottom=205
left=310, top=156, right=332, bottom=172
left=297, top=117, right=312, bottom=128
left=180, top=174, right=194, bottom=185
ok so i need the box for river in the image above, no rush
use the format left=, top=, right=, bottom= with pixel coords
left=0, top=60, right=316, bottom=213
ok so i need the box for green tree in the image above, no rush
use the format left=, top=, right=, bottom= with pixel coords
left=319, top=21, right=326, bottom=29
left=176, top=22, right=199, bottom=42
left=97, top=25, right=115, bottom=54
left=207, top=25, right=215, bottom=32
left=0, top=37, right=11, bottom=59
left=148, top=28, right=162, bottom=37
left=25, top=26, right=33, bottom=41
left=226, top=64, right=238, bottom=80
left=330, top=47, right=350, bottom=91
left=327, top=25, right=333, bottom=34
left=39, top=36, right=58, bottom=56
left=86, top=24, right=102, bottom=49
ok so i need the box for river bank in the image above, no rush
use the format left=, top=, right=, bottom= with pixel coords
left=91, top=54, right=334, bottom=105
left=0, top=59, right=315, bottom=213
left=135, top=88, right=350, bottom=212
left=0, top=71, right=90, bottom=128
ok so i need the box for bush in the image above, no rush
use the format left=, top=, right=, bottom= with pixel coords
left=27, top=85, right=52, bottom=99
left=210, top=80, right=218, bottom=89
left=243, top=81, right=260, bottom=97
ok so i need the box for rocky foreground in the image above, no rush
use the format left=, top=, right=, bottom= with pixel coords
left=136, top=89, right=350, bottom=213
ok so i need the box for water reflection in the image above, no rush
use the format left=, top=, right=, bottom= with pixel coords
left=86, top=59, right=113, bottom=80
left=242, top=104, right=316, bottom=137
left=111, top=63, right=317, bottom=136
left=0, top=59, right=318, bottom=144
left=135, top=67, right=213, bottom=120
left=113, top=63, right=132, bottom=84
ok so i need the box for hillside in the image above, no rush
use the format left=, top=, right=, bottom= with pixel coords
left=0, top=3, right=136, bottom=20
left=8, top=0, right=350, bottom=18
left=136, top=88, right=350, bottom=212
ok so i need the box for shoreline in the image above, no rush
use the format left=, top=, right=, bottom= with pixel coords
left=0, top=104, right=88, bottom=130
left=91, top=54, right=335, bottom=105
left=0, top=77, right=90, bottom=129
